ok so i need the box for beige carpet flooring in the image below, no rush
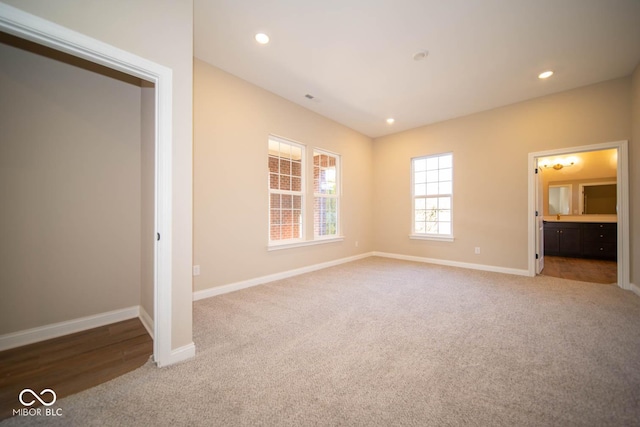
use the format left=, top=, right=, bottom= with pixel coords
left=3, top=257, right=640, bottom=426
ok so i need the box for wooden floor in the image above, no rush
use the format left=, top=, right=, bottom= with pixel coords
left=0, top=318, right=152, bottom=421
left=541, top=256, right=617, bottom=284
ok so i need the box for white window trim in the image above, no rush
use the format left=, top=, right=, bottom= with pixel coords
left=409, top=234, right=455, bottom=242
left=411, top=152, right=454, bottom=241
left=267, top=138, right=345, bottom=249
left=267, top=236, right=345, bottom=251
left=268, top=135, right=305, bottom=246
left=313, top=148, right=341, bottom=240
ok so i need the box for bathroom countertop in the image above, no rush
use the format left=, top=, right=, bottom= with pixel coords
left=543, top=215, right=617, bottom=223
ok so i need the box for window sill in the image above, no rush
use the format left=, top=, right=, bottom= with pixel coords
left=409, top=234, right=455, bottom=242
left=268, top=236, right=345, bottom=251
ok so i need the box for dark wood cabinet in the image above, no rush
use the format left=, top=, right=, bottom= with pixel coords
left=543, top=221, right=616, bottom=260
left=581, top=223, right=617, bottom=259
left=543, top=227, right=559, bottom=254
left=544, top=222, right=581, bottom=257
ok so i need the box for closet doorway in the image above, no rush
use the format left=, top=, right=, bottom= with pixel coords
left=0, top=4, right=174, bottom=366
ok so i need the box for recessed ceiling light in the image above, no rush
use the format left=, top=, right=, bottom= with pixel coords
left=255, top=33, right=270, bottom=45
left=538, top=70, right=554, bottom=79
left=386, top=118, right=395, bottom=124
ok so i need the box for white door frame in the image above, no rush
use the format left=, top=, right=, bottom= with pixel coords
left=527, top=140, right=630, bottom=290
left=535, top=159, right=545, bottom=274
left=0, top=3, right=174, bottom=366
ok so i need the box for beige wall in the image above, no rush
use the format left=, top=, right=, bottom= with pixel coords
left=193, top=59, right=374, bottom=291
left=373, top=78, right=631, bottom=271
left=631, top=63, right=640, bottom=287
left=3, top=0, right=194, bottom=349
left=0, top=36, right=142, bottom=334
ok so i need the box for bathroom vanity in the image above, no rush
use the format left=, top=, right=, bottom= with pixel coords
left=543, top=219, right=617, bottom=260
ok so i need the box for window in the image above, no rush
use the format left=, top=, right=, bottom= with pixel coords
left=313, top=150, right=340, bottom=238
left=268, top=136, right=343, bottom=249
left=268, top=136, right=304, bottom=243
left=412, top=153, right=453, bottom=240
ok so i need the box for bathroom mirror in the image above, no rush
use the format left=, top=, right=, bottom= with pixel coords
left=548, top=185, right=571, bottom=215
left=579, top=182, right=616, bottom=214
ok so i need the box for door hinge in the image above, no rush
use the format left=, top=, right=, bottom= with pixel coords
left=535, top=253, right=539, bottom=259
left=535, top=210, right=539, bottom=217
left=157, top=232, right=160, bottom=241
left=535, top=168, right=538, bottom=174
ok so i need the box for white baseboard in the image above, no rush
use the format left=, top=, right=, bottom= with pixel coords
left=630, top=282, right=640, bottom=297
left=372, top=251, right=530, bottom=276
left=155, top=342, right=196, bottom=367
left=0, top=306, right=140, bottom=352
left=139, top=306, right=154, bottom=339
left=193, top=252, right=374, bottom=301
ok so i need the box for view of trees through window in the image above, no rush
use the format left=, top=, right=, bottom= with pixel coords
left=412, top=153, right=452, bottom=236
left=314, top=151, right=339, bottom=237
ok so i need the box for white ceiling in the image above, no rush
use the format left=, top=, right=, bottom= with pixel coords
left=194, top=0, right=640, bottom=138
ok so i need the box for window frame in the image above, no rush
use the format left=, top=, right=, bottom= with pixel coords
left=268, top=135, right=305, bottom=247
left=313, top=149, right=341, bottom=240
left=267, top=136, right=344, bottom=250
left=410, top=152, right=454, bottom=242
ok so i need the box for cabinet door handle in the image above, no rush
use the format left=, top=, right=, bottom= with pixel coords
left=600, top=234, right=603, bottom=238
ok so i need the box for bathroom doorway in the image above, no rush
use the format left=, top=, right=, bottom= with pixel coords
left=528, top=141, right=630, bottom=290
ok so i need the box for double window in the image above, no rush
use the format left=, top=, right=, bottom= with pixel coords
left=411, top=153, right=453, bottom=240
left=268, top=136, right=340, bottom=246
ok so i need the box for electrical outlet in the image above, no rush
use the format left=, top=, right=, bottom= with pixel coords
left=474, top=247, right=481, bottom=254
left=192, top=265, right=200, bottom=276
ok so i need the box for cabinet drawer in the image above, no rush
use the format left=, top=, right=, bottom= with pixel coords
left=583, top=228, right=616, bottom=243
left=582, top=242, right=616, bottom=258
left=543, top=222, right=580, bottom=230
left=582, top=223, right=616, bottom=231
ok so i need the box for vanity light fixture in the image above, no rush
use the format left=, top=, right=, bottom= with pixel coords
left=539, top=157, right=576, bottom=170
left=549, top=162, right=572, bottom=170
left=255, top=33, right=270, bottom=45
left=538, top=70, right=554, bottom=79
